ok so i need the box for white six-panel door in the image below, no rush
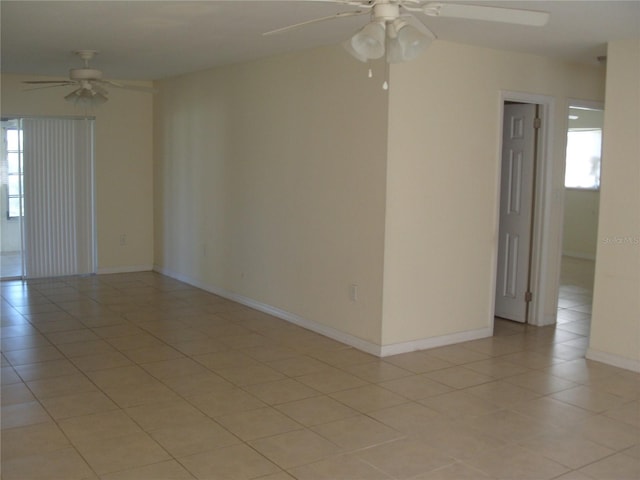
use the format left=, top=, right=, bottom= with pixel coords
left=495, top=103, right=537, bottom=322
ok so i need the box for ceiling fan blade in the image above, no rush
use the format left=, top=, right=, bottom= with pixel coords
left=23, top=83, right=75, bottom=91
left=22, top=80, right=75, bottom=85
left=100, top=80, right=158, bottom=93
left=263, top=10, right=367, bottom=36
left=421, top=2, right=550, bottom=26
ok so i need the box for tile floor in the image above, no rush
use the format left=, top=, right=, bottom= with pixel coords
left=1, top=269, right=638, bottom=480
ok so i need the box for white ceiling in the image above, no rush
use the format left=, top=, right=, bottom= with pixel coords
left=2, top=1, right=639, bottom=81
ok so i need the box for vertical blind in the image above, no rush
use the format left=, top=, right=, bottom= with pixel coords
left=22, top=117, right=95, bottom=278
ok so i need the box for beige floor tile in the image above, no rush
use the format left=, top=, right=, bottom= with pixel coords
left=380, top=375, right=453, bottom=400
left=503, top=370, right=578, bottom=394
left=241, top=344, right=300, bottom=362
left=309, top=348, right=378, bottom=368
left=1, top=382, right=36, bottom=405
left=368, top=402, right=448, bottom=436
left=604, top=400, right=640, bottom=428
left=552, top=385, right=628, bottom=413
left=216, top=407, right=303, bottom=440
left=510, top=396, right=595, bottom=430
left=102, top=380, right=182, bottom=407
left=180, top=443, right=281, bottom=479
left=139, top=356, right=210, bottom=380
left=463, top=409, right=558, bottom=443
left=356, top=437, right=455, bottom=479
left=160, top=371, right=234, bottom=397
left=465, top=379, right=542, bottom=407
left=40, top=390, right=118, bottom=420
left=329, top=384, right=408, bottom=412
left=1, top=366, right=22, bottom=385
left=579, top=452, right=640, bottom=480
left=295, top=368, right=368, bottom=393
left=100, top=460, right=196, bottom=480
left=572, top=414, right=640, bottom=450
left=384, top=351, right=455, bottom=373
left=464, top=357, right=531, bottom=379
left=85, top=364, right=158, bottom=389
left=0, top=422, right=70, bottom=460
left=427, top=345, right=491, bottom=365
left=416, top=420, right=507, bottom=460
left=216, top=363, right=287, bottom=386
left=1, top=446, right=95, bottom=480
left=3, top=345, right=64, bottom=365
left=187, top=386, right=266, bottom=417
left=14, top=358, right=79, bottom=381
left=106, top=333, right=167, bottom=351
left=249, top=428, right=342, bottom=469
left=171, top=336, right=230, bottom=356
left=1, top=400, right=52, bottom=429
left=288, top=453, right=392, bottom=479
left=27, top=372, right=98, bottom=399
left=311, top=414, right=403, bottom=450
left=418, top=390, right=502, bottom=419
left=123, top=344, right=185, bottom=363
left=71, top=350, right=134, bottom=372
left=125, top=400, right=208, bottom=431
left=423, top=366, right=495, bottom=389
left=74, top=432, right=171, bottom=475
left=243, top=378, right=321, bottom=405
left=343, top=360, right=413, bottom=383
left=193, top=349, right=261, bottom=370
left=275, top=395, right=359, bottom=426
left=266, top=355, right=331, bottom=376
left=149, top=418, right=241, bottom=457
left=413, top=462, right=493, bottom=479
left=56, top=339, right=118, bottom=358
left=519, top=429, right=615, bottom=468
left=464, top=445, right=569, bottom=480
left=58, top=409, right=144, bottom=443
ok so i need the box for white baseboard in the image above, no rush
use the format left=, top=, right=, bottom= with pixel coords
left=379, top=328, right=493, bottom=357
left=562, top=251, right=596, bottom=261
left=97, top=265, right=154, bottom=275
left=586, top=348, right=640, bottom=373
left=154, top=265, right=494, bottom=358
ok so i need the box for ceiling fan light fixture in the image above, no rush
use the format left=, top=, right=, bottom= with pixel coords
left=342, top=39, right=368, bottom=63
left=396, top=23, right=432, bottom=61
left=65, top=88, right=108, bottom=106
left=351, top=21, right=386, bottom=60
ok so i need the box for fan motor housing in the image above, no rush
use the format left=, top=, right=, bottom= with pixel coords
left=70, top=68, right=102, bottom=80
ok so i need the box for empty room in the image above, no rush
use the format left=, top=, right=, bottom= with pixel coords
left=1, top=1, right=638, bottom=479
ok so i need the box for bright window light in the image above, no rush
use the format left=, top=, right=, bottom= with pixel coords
left=564, top=129, right=602, bottom=189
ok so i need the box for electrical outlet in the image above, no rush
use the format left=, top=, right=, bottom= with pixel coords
left=349, top=284, right=358, bottom=302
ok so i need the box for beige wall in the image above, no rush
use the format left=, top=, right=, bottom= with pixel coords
left=563, top=189, right=599, bottom=259
left=1, top=74, right=154, bottom=273
left=154, top=46, right=389, bottom=345
left=589, top=39, right=640, bottom=370
left=382, top=41, right=605, bottom=346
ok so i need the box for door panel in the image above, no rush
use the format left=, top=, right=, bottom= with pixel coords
left=495, top=103, right=536, bottom=322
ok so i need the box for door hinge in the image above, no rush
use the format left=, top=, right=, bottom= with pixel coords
left=525, top=291, right=533, bottom=302
left=534, top=117, right=542, bottom=129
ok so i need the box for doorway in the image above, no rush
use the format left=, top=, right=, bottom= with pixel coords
left=0, top=116, right=96, bottom=280
left=493, top=92, right=556, bottom=327
left=557, top=102, right=604, bottom=337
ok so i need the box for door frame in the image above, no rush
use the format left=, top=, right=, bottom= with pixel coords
left=493, top=91, right=556, bottom=327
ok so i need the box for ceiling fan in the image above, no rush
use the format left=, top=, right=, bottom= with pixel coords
left=265, top=0, right=550, bottom=63
left=22, top=50, right=156, bottom=105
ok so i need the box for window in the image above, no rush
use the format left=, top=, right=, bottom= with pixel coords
left=3, top=126, right=24, bottom=219
left=564, top=106, right=603, bottom=190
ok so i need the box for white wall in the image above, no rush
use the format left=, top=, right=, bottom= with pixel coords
left=1, top=74, right=154, bottom=273
left=154, top=46, right=389, bottom=346
left=382, top=41, right=605, bottom=346
left=589, top=39, right=640, bottom=371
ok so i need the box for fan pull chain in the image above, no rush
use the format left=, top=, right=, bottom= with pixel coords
left=368, top=68, right=373, bottom=78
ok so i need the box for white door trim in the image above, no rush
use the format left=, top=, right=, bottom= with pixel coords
left=493, top=91, right=556, bottom=327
